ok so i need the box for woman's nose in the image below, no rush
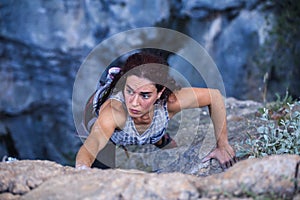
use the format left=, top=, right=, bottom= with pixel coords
left=130, top=94, right=139, bottom=107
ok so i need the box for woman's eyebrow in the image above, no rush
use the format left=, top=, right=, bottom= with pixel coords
left=125, top=84, right=134, bottom=91
left=140, top=91, right=152, bottom=95
left=125, top=84, right=153, bottom=94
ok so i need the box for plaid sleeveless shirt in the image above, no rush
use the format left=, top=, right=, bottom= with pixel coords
left=109, top=92, right=169, bottom=146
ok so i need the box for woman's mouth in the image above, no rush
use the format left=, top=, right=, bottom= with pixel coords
left=129, top=108, right=140, bottom=115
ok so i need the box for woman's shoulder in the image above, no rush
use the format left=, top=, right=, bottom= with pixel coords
left=98, top=99, right=127, bottom=129
left=166, top=88, right=203, bottom=117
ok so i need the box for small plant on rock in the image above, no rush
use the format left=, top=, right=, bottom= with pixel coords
left=236, top=93, right=300, bottom=158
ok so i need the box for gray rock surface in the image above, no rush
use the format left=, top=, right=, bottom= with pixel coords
left=0, top=154, right=299, bottom=199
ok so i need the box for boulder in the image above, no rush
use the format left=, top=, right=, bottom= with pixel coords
left=0, top=154, right=299, bottom=199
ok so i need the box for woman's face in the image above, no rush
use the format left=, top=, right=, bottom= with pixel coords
left=124, top=75, right=162, bottom=118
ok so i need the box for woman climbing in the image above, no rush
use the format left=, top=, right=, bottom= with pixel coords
left=75, top=51, right=236, bottom=170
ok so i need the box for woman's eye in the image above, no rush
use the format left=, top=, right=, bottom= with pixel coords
left=126, top=89, right=134, bottom=95
left=141, top=94, right=150, bottom=99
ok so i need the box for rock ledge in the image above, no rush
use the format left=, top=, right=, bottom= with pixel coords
left=0, top=154, right=299, bottom=199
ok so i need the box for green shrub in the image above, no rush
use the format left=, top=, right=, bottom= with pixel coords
left=236, top=94, right=300, bottom=158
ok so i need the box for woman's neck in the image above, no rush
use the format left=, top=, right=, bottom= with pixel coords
left=129, top=108, right=154, bottom=134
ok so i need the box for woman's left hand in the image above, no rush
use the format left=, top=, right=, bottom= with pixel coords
left=202, top=144, right=237, bottom=169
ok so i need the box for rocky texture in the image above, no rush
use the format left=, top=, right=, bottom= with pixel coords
left=196, top=155, right=300, bottom=198
left=0, top=154, right=299, bottom=199
left=1, top=0, right=299, bottom=166
left=0, top=160, right=76, bottom=197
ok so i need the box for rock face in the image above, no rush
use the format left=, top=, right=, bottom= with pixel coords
left=0, top=0, right=299, bottom=167
left=0, top=155, right=299, bottom=199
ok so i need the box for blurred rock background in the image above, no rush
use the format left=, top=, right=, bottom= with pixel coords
left=0, top=0, right=299, bottom=165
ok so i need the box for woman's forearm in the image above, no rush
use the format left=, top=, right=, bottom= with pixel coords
left=76, top=103, right=118, bottom=168
left=208, top=89, right=229, bottom=147
left=76, top=119, right=112, bottom=168
left=75, top=134, right=102, bottom=168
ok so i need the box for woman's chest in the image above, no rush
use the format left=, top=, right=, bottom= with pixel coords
left=134, top=123, right=151, bottom=135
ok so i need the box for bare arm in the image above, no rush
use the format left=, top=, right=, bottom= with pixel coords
left=75, top=100, right=124, bottom=168
left=168, top=88, right=236, bottom=168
